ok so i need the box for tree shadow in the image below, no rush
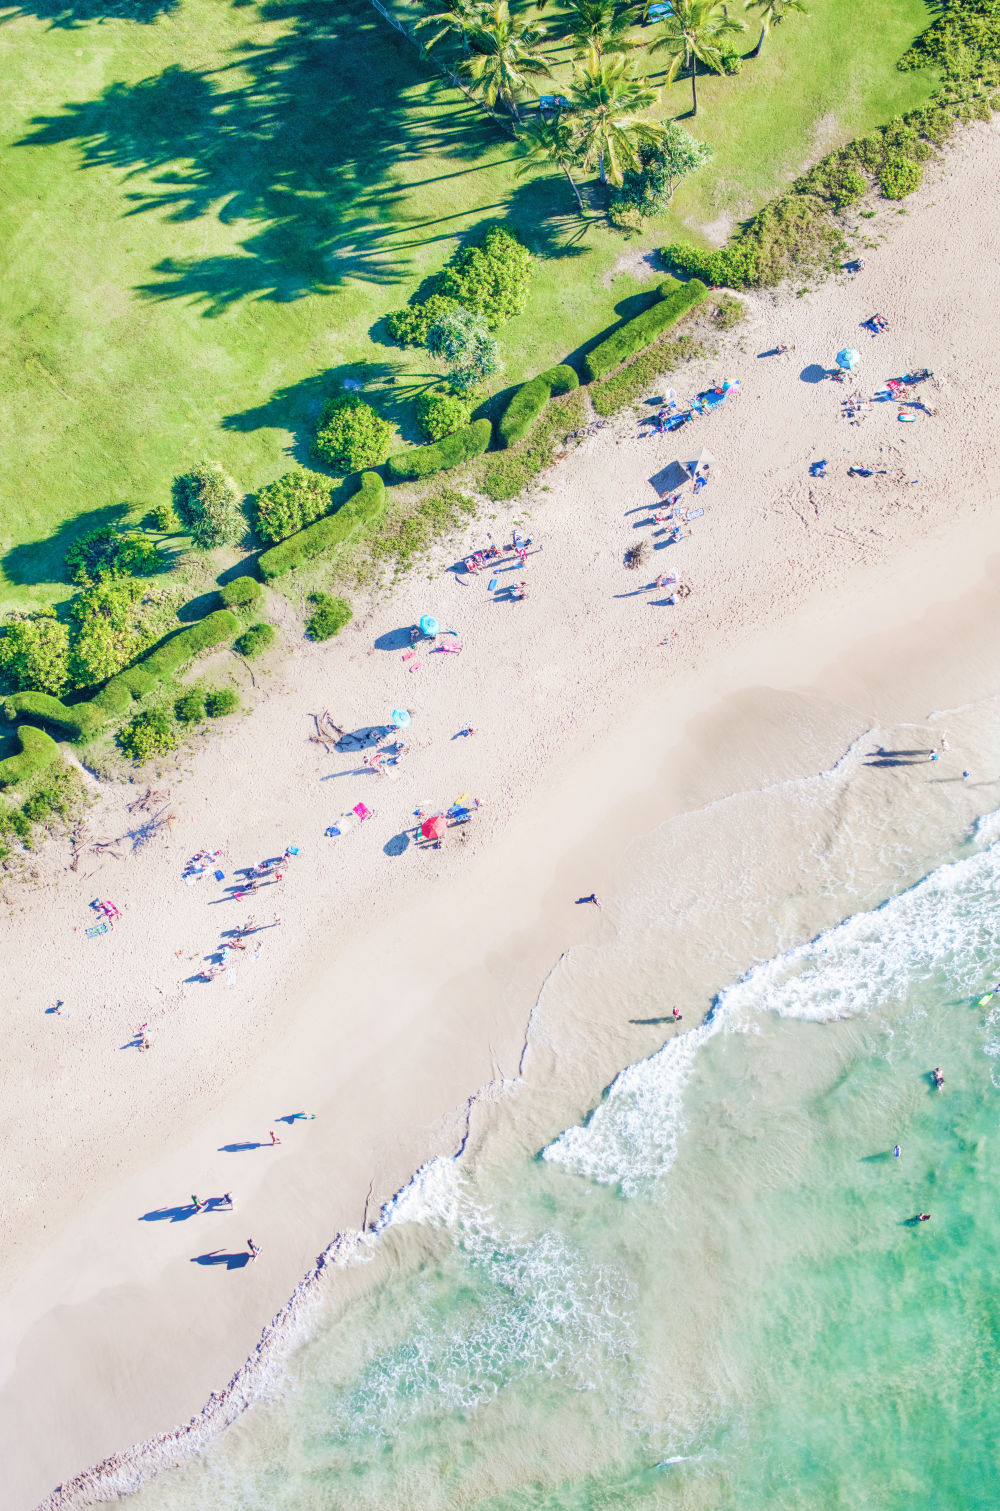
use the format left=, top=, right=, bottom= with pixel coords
left=16, top=0, right=503, bottom=316
left=2, top=502, right=129, bottom=587
left=0, top=0, right=177, bottom=29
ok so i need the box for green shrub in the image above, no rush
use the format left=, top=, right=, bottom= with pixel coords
left=583, top=280, right=708, bottom=381
left=662, top=240, right=759, bottom=289
left=386, top=293, right=460, bottom=349
left=145, top=502, right=179, bottom=533
left=174, top=686, right=206, bottom=723
left=718, top=47, right=741, bottom=74
left=315, top=396, right=393, bottom=472
left=0, top=725, right=61, bottom=789
left=117, top=707, right=176, bottom=764
left=258, top=472, right=387, bottom=580
left=4, top=691, right=103, bottom=741
left=539, top=364, right=579, bottom=395
left=437, top=227, right=533, bottom=327
left=205, top=687, right=240, bottom=717
left=416, top=390, right=472, bottom=443
left=234, top=621, right=275, bottom=658
left=254, top=469, right=333, bottom=545
left=736, top=193, right=841, bottom=287
left=0, top=612, right=71, bottom=696
left=796, top=153, right=868, bottom=211
left=498, top=376, right=551, bottom=449
left=64, top=525, right=161, bottom=586
left=306, top=593, right=353, bottom=641
left=880, top=155, right=923, bottom=199
left=219, top=576, right=263, bottom=614
left=66, top=578, right=149, bottom=690
left=172, top=463, right=244, bottom=549
left=386, top=418, right=493, bottom=482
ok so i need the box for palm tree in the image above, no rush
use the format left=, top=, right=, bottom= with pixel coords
left=648, top=0, right=745, bottom=115
left=415, top=0, right=490, bottom=54
left=569, top=47, right=666, bottom=186
left=743, top=0, right=808, bottom=57
left=515, top=118, right=587, bottom=210
left=458, top=1, right=553, bottom=121
left=565, top=0, right=640, bottom=59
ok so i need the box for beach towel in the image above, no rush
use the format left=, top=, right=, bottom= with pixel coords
left=353, top=803, right=372, bottom=821
left=488, top=576, right=499, bottom=592
left=226, top=968, right=238, bottom=986
left=85, top=922, right=109, bottom=939
left=184, top=873, right=202, bottom=886
left=685, top=508, right=704, bottom=520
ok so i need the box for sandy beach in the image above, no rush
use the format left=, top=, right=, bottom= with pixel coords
left=3, top=118, right=1000, bottom=1511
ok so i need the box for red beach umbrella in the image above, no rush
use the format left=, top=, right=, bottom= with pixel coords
left=421, top=815, right=447, bottom=841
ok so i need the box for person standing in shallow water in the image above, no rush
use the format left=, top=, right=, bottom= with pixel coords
left=893, top=1145, right=901, bottom=1158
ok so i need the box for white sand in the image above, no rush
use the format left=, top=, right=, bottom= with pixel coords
left=3, top=120, right=1000, bottom=1511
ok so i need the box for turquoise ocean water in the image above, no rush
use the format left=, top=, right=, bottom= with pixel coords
left=115, top=714, right=1000, bottom=1511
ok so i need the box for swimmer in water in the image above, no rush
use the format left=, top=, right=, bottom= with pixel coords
left=932, top=1067, right=944, bottom=1088
left=916, top=1213, right=931, bottom=1222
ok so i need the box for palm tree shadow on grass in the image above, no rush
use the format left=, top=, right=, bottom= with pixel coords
left=0, top=0, right=177, bottom=28
left=15, top=0, right=509, bottom=315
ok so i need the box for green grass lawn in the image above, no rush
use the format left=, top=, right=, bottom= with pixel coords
left=0, top=0, right=935, bottom=610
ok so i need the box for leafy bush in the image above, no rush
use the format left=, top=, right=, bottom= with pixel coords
left=584, top=279, right=708, bottom=381
left=880, top=155, right=923, bottom=199
left=234, top=621, right=275, bottom=658
left=145, top=502, right=179, bottom=533
left=64, top=525, right=161, bottom=586
left=386, top=293, right=460, bottom=348
left=427, top=308, right=502, bottom=396
left=172, top=463, right=244, bottom=549
left=0, top=724, right=61, bottom=790
left=416, top=390, right=472, bottom=442
left=117, top=707, right=176, bottom=764
left=219, top=575, right=263, bottom=614
left=386, top=418, right=493, bottom=482
left=205, top=686, right=240, bottom=717
left=590, top=333, right=701, bottom=417
left=0, top=612, right=71, bottom=695
left=718, top=46, right=742, bottom=74
left=796, top=151, right=868, bottom=211
left=315, top=397, right=393, bottom=472
left=255, top=469, right=333, bottom=545
left=610, top=127, right=713, bottom=224
left=437, top=227, right=533, bottom=327
left=306, top=593, right=353, bottom=641
left=258, top=472, right=387, bottom=580
left=67, top=578, right=149, bottom=690
left=174, top=685, right=206, bottom=723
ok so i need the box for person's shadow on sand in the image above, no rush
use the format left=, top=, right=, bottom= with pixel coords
left=191, top=1249, right=250, bottom=1269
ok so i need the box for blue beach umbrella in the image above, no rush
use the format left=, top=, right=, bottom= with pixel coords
left=419, top=615, right=440, bottom=636
left=836, top=348, right=861, bottom=371
left=391, top=709, right=411, bottom=728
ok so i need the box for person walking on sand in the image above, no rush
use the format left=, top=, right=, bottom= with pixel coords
left=247, top=1237, right=261, bottom=1261
left=269, top=1129, right=282, bottom=1146
left=583, top=893, right=602, bottom=909
left=191, top=1195, right=205, bottom=1212
left=672, top=1007, right=682, bottom=1022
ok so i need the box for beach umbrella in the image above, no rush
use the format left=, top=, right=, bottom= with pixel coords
left=391, top=709, right=411, bottom=728
left=419, top=615, right=440, bottom=636
left=836, top=348, right=861, bottom=371
left=421, top=815, right=447, bottom=841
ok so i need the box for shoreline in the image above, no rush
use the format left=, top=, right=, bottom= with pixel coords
left=3, top=121, right=1000, bottom=1511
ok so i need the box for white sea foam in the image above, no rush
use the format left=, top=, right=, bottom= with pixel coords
left=544, top=820, right=1000, bottom=1193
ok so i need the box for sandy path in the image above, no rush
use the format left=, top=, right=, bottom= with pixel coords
left=2, top=120, right=1000, bottom=1511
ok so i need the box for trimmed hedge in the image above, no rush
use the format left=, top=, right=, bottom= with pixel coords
left=4, top=691, right=103, bottom=741
left=257, top=472, right=387, bottom=581
left=140, top=610, right=240, bottom=682
left=0, top=725, right=61, bottom=790
left=539, top=364, right=579, bottom=396
left=583, top=280, right=708, bottom=382
left=386, top=418, right=492, bottom=483
left=497, top=363, right=580, bottom=450
left=219, top=576, right=263, bottom=613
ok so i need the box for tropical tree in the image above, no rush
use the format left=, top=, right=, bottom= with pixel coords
left=648, top=0, right=745, bottom=115
left=456, top=1, right=553, bottom=121
left=743, top=0, right=808, bottom=56
left=565, top=0, right=640, bottom=58
left=569, top=47, right=666, bottom=186
left=515, top=118, right=587, bottom=211
left=415, top=0, right=489, bottom=55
